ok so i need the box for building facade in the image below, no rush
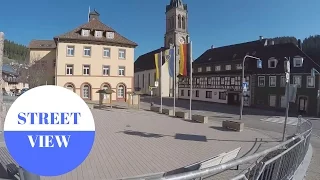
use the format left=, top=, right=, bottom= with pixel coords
left=134, top=0, right=190, bottom=97
left=29, top=10, right=137, bottom=102
left=179, top=38, right=320, bottom=116
left=2, top=64, right=29, bottom=95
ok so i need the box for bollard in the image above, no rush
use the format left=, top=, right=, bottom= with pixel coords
left=296, top=115, right=302, bottom=134
left=19, top=167, right=41, bottom=180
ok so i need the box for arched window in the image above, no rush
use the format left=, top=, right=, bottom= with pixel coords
left=171, top=17, right=174, bottom=29
left=82, top=84, right=91, bottom=99
left=101, top=83, right=111, bottom=99
left=182, top=16, right=186, bottom=29
left=117, top=84, right=125, bottom=98
left=178, top=15, right=181, bottom=28
left=167, top=19, right=170, bottom=30
left=64, top=83, right=75, bottom=92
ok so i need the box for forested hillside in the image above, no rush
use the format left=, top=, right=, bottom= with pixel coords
left=3, top=40, right=29, bottom=63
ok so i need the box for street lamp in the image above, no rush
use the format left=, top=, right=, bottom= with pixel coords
left=239, top=55, right=262, bottom=120
left=282, top=57, right=290, bottom=142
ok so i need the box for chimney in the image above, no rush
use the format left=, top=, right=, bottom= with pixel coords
left=298, top=39, right=302, bottom=50
left=211, top=45, right=214, bottom=49
left=271, top=40, right=275, bottom=45
left=259, top=36, right=264, bottom=40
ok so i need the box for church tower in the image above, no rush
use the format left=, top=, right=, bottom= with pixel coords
left=164, top=0, right=189, bottom=48
left=164, top=0, right=189, bottom=97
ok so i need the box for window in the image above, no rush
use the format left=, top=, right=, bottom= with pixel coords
left=280, top=96, right=286, bottom=108
left=280, top=76, right=286, bottom=87
left=219, top=92, right=226, bottom=100
left=206, top=66, right=211, bottom=72
left=181, top=90, right=184, bottom=96
left=107, top=32, right=115, bottom=39
left=225, top=65, right=231, bottom=70
left=188, top=90, right=190, bottom=96
left=65, top=83, right=74, bottom=92
left=66, top=46, right=75, bottom=56
left=268, top=58, right=278, bottom=68
left=195, top=90, right=199, bottom=97
left=197, top=67, right=202, bottom=72
left=84, top=47, right=91, bottom=56
left=215, top=65, right=221, bottom=71
left=293, top=57, right=303, bottom=67
left=103, top=48, right=111, bottom=58
left=142, top=74, right=145, bottom=88
left=269, top=95, right=276, bottom=107
left=81, top=29, right=90, bottom=36
left=236, top=64, right=242, bottom=70
left=293, top=76, right=302, bottom=87
left=95, top=31, right=102, bottom=38
left=66, top=65, right=73, bottom=75
left=119, top=49, right=126, bottom=59
left=205, top=91, right=212, bottom=98
left=258, top=76, right=265, bottom=87
left=118, top=66, right=125, bottom=76
left=83, top=65, right=90, bottom=75
left=307, top=76, right=315, bottom=88
left=117, top=85, right=125, bottom=98
left=269, top=76, right=276, bottom=87
left=102, top=65, right=110, bottom=76
left=148, top=73, right=151, bottom=87
left=82, top=84, right=91, bottom=99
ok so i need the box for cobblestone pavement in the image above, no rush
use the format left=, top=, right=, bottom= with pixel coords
left=0, top=105, right=278, bottom=180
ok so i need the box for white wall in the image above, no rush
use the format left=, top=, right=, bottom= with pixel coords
left=179, top=88, right=228, bottom=104
left=134, top=64, right=170, bottom=97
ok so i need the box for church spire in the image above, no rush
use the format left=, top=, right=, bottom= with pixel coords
left=166, top=0, right=187, bottom=12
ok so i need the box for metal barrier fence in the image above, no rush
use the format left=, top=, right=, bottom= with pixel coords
left=158, top=120, right=312, bottom=180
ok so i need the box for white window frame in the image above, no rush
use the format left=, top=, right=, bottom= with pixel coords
left=206, top=66, right=211, bottom=72
left=215, top=65, right=221, bottom=71
left=268, top=58, right=278, bottom=68
left=81, top=29, right=90, bottom=36
left=293, top=57, right=303, bottom=67
left=66, top=65, right=73, bottom=75
left=66, top=46, right=75, bottom=56
left=198, top=67, right=202, bottom=72
left=102, top=65, right=110, bottom=76
left=82, top=85, right=90, bottom=99
left=83, top=47, right=91, bottom=57
left=280, top=76, right=286, bottom=87
left=107, top=32, right=115, bottom=39
left=83, top=65, right=90, bottom=75
left=236, top=64, right=242, bottom=70
left=293, top=76, right=302, bottom=88
left=95, top=30, right=102, bottom=38
left=118, top=66, right=125, bottom=76
left=258, top=76, right=265, bottom=87
left=103, top=48, right=111, bottom=58
left=307, top=76, right=315, bottom=88
left=225, top=65, right=231, bottom=70
left=117, top=85, right=125, bottom=98
left=118, top=49, right=126, bottom=59
left=269, top=76, right=276, bottom=87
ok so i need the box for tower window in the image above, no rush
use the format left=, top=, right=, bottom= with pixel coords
left=182, top=16, right=186, bottom=29
left=178, top=15, right=181, bottom=28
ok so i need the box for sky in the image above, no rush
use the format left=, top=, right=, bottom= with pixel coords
left=1, top=0, right=320, bottom=60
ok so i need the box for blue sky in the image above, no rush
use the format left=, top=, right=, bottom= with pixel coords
left=1, top=0, right=320, bottom=60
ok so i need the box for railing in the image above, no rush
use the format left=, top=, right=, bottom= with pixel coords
left=123, top=119, right=312, bottom=180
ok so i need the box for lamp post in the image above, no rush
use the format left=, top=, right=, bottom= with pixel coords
left=282, top=57, right=290, bottom=141
left=240, top=55, right=262, bottom=120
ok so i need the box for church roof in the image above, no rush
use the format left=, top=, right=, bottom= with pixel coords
left=134, top=47, right=169, bottom=73
left=54, top=12, right=137, bottom=47
left=166, top=0, right=187, bottom=12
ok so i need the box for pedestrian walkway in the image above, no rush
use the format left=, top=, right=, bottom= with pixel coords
left=260, top=116, right=300, bottom=126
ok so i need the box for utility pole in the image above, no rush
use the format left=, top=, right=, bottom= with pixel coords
left=282, top=57, right=290, bottom=142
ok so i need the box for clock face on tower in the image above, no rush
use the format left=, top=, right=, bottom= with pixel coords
left=179, top=37, right=185, bottom=44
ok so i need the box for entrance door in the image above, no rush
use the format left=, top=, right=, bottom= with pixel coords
left=298, top=96, right=308, bottom=114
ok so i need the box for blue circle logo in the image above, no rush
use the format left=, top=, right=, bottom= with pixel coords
left=4, top=85, right=95, bottom=176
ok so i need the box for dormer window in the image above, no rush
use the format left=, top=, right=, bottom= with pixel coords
left=268, top=58, right=278, bottom=68
left=293, top=56, right=303, bottom=67
left=197, top=67, right=202, bottom=72
left=95, top=31, right=103, bottom=38
left=106, top=32, right=115, bottom=39
left=82, top=29, right=90, bottom=36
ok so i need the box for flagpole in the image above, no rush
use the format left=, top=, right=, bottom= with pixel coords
left=189, top=41, right=193, bottom=120
left=88, top=6, right=91, bottom=22
left=160, top=50, right=163, bottom=113
left=173, top=45, right=176, bottom=115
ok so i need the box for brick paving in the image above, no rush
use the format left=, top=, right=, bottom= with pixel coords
left=0, top=106, right=278, bottom=180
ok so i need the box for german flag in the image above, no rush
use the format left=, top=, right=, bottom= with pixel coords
left=179, top=43, right=191, bottom=76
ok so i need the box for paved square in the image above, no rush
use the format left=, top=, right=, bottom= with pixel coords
left=1, top=108, right=277, bottom=180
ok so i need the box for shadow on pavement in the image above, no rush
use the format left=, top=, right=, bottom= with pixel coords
left=141, top=96, right=283, bottom=117
left=209, top=126, right=234, bottom=132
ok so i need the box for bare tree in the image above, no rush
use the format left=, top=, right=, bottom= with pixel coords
left=27, top=54, right=48, bottom=88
